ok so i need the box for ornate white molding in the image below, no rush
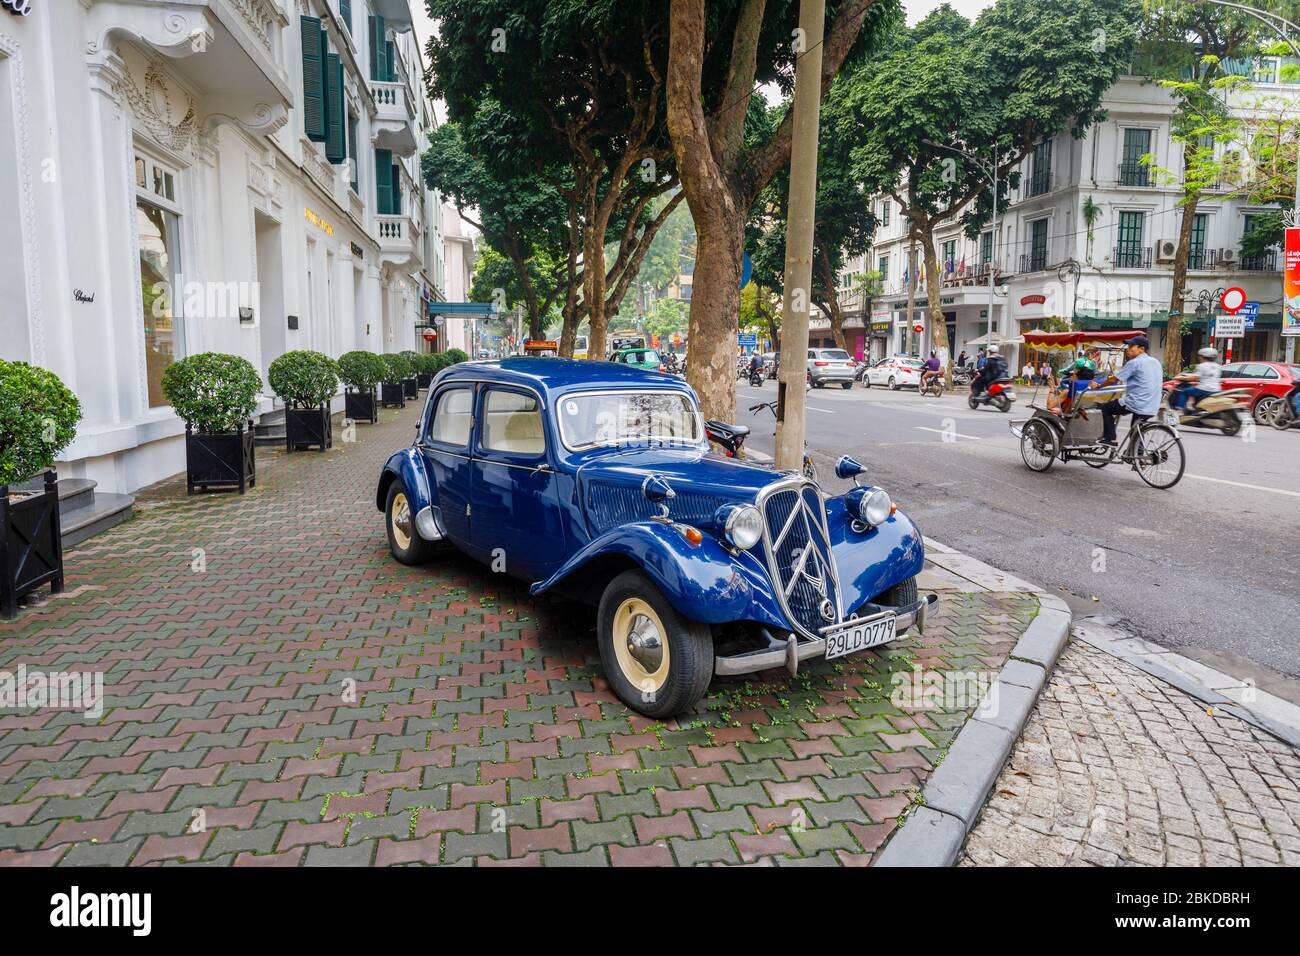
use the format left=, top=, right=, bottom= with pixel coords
left=0, top=30, right=43, bottom=365
left=116, top=57, right=200, bottom=154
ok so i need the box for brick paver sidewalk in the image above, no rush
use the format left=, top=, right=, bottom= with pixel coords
left=1, top=401, right=1036, bottom=866
left=961, top=640, right=1300, bottom=866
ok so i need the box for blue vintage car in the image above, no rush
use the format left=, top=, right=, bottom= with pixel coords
left=376, top=358, right=935, bottom=717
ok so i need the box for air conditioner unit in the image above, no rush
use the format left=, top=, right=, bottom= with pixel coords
left=1220, top=247, right=1237, bottom=263
left=1157, top=240, right=1178, bottom=262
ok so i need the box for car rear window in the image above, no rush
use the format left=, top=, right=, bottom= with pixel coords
left=820, top=350, right=851, bottom=360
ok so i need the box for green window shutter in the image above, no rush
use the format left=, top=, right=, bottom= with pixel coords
left=339, top=0, right=351, bottom=33
left=369, top=15, right=386, bottom=81
left=376, top=148, right=393, bottom=214
left=347, top=114, right=359, bottom=193
left=300, top=16, right=325, bottom=140
left=386, top=40, right=396, bottom=81
left=326, top=53, right=345, bottom=163
left=391, top=162, right=402, bottom=215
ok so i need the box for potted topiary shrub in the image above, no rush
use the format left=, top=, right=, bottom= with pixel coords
left=337, top=350, right=385, bottom=424
left=0, top=360, right=82, bottom=618
left=268, top=350, right=339, bottom=452
left=379, top=353, right=411, bottom=409
left=400, top=350, right=421, bottom=398
left=162, top=352, right=262, bottom=496
left=446, top=348, right=469, bottom=365
left=413, top=352, right=438, bottom=390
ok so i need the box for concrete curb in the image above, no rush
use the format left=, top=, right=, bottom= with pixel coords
left=875, top=569, right=1072, bottom=867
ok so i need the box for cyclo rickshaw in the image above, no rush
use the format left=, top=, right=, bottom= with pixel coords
left=1008, top=329, right=1186, bottom=490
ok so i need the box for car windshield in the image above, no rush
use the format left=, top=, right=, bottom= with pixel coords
left=819, top=349, right=851, bottom=360
left=558, top=391, right=701, bottom=450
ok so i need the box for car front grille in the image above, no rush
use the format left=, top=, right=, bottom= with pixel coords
left=760, top=480, right=842, bottom=638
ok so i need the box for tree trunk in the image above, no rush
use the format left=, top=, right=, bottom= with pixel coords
left=558, top=209, right=583, bottom=357
left=816, top=247, right=847, bottom=351
left=918, top=225, right=952, bottom=382
left=1164, top=194, right=1199, bottom=375
left=684, top=211, right=745, bottom=423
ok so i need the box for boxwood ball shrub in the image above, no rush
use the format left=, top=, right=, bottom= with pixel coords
left=0, top=359, right=83, bottom=487
left=381, top=352, right=412, bottom=384
left=429, top=352, right=452, bottom=373
left=337, top=350, right=386, bottom=392
left=445, top=348, right=469, bottom=365
left=161, top=352, right=262, bottom=435
left=413, top=352, right=439, bottom=376
left=400, top=350, right=421, bottom=369
left=268, top=350, right=339, bottom=408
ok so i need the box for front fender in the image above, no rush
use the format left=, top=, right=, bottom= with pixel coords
left=376, top=447, right=434, bottom=514
left=531, top=521, right=788, bottom=630
left=826, top=497, right=926, bottom=613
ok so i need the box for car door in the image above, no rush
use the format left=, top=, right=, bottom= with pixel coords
left=419, top=383, right=476, bottom=546
left=469, top=386, right=567, bottom=581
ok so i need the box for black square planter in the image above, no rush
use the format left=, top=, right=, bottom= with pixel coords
left=416, top=372, right=433, bottom=389
left=286, top=404, right=333, bottom=452
left=380, top=382, right=406, bottom=408
left=403, top=376, right=419, bottom=399
left=186, top=424, right=256, bottom=495
left=1, top=470, right=65, bottom=620
left=345, top=389, right=377, bottom=424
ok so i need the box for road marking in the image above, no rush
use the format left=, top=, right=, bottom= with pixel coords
left=1183, top=473, right=1300, bottom=498
left=806, top=406, right=837, bottom=414
left=915, top=426, right=982, bottom=441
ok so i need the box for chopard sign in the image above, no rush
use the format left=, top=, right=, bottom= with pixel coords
left=3, top=0, right=33, bottom=16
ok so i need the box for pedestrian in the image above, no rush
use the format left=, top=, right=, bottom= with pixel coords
left=976, top=350, right=987, bottom=371
left=1090, top=336, right=1164, bottom=446
left=1021, top=361, right=1035, bottom=385
left=957, top=350, right=968, bottom=368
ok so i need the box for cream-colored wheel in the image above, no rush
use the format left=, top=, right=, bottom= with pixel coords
left=611, top=597, right=671, bottom=694
left=390, top=491, right=413, bottom=550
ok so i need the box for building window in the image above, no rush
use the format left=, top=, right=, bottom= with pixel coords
left=1188, top=213, right=1208, bottom=268
left=1120, top=128, right=1152, bottom=186
left=137, top=198, right=182, bottom=408
left=881, top=200, right=890, bottom=227
left=1029, top=219, right=1048, bottom=272
left=1116, top=210, right=1145, bottom=267
left=941, top=239, right=956, bottom=275
left=878, top=254, right=889, bottom=280
left=980, top=230, right=992, bottom=265
left=1253, top=56, right=1279, bottom=84
left=1029, top=139, right=1052, bottom=196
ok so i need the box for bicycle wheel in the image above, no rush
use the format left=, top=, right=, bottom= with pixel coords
left=1132, top=423, right=1185, bottom=489
left=1019, top=420, right=1058, bottom=472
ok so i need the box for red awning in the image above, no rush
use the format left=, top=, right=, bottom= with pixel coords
left=1022, top=329, right=1148, bottom=350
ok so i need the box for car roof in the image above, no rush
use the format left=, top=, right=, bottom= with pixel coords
left=439, top=357, right=687, bottom=395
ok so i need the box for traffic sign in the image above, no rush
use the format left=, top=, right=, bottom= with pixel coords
left=1213, top=315, right=1246, bottom=338
left=1220, top=287, right=1246, bottom=314
left=913, top=322, right=924, bottom=334
left=738, top=332, right=758, bottom=347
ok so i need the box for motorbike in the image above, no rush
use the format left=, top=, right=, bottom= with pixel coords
left=749, top=368, right=764, bottom=387
left=706, top=402, right=816, bottom=481
left=1166, top=385, right=1253, bottom=436
left=968, top=377, right=1017, bottom=413
left=920, top=373, right=945, bottom=398
left=1272, top=383, right=1300, bottom=430
left=951, top=365, right=974, bottom=387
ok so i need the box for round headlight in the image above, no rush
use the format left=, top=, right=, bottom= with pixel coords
left=862, top=489, right=893, bottom=526
left=722, top=505, right=763, bottom=551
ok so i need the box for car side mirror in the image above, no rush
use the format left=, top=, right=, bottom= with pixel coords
left=835, top=456, right=866, bottom=484
left=642, top=474, right=676, bottom=519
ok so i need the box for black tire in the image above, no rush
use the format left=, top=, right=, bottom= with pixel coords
left=1132, top=424, right=1186, bottom=489
left=841, top=382, right=852, bottom=390
left=385, top=482, right=436, bottom=565
left=1253, top=396, right=1281, bottom=425
left=888, top=376, right=898, bottom=390
left=1218, top=413, right=1242, bottom=437
left=597, top=570, right=714, bottom=718
left=1020, top=420, right=1059, bottom=472
left=994, top=394, right=1011, bottom=413
left=968, top=395, right=979, bottom=410
left=880, top=575, right=918, bottom=609
left=860, top=376, right=871, bottom=389
left=1272, top=401, right=1295, bottom=430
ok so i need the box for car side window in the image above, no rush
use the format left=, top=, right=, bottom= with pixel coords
left=1219, top=364, right=1242, bottom=379
left=427, top=387, right=474, bottom=448
left=480, top=389, right=545, bottom=457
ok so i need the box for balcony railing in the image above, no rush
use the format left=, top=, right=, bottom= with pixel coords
left=1113, top=245, right=1152, bottom=268
left=1118, top=162, right=1153, bottom=187
left=1019, top=252, right=1049, bottom=273
left=1187, top=247, right=1218, bottom=270
left=1240, top=251, right=1276, bottom=271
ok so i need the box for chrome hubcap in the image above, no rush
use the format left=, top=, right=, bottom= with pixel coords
left=625, top=614, right=664, bottom=672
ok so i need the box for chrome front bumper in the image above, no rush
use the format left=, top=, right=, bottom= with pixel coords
left=714, top=593, right=938, bottom=678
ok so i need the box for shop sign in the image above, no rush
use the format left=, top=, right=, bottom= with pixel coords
left=350, top=242, right=364, bottom=259
left=304, top=206, right=334, bottom=236
left=1020, top=294, right=1047, bottom=306
left=1286, top=228, right=1300, bottom=336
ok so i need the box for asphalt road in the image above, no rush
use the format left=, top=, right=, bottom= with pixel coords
left=733, top=377, right=1300, bottom=685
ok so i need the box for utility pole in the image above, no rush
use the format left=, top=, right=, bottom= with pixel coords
left=775, top=0, right=825, bottom=472
left=906, top=241, right=917, bottom=356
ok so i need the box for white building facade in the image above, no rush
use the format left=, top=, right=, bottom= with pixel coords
left=842, top=73, right=1298, bottom=373
left=1, top=0, right=445, bottom=495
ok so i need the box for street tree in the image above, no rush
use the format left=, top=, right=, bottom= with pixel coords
left=848, top=0, right=1137, bottom=378
left=664, top=0, right=900, bottom=423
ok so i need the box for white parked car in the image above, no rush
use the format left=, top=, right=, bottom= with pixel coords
left=865, top=357, right=925, bottom=390
left=806, top=348, right=857, bottom=388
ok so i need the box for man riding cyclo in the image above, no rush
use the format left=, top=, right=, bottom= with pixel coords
left=970, top=344, right=1008, bottom=397
left=1169, top=347, right=1222, bottom=412
left=1088, top=335, right=1164, bottom=446
left=920, top=350, right=943, bottom=389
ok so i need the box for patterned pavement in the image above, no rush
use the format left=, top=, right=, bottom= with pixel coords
left=961, top=640, right=1300, bottom=866
left=0, top=399, right=1037, bottom=866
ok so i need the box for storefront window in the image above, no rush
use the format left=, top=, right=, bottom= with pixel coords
left=138, top=198, right=181, bottom=408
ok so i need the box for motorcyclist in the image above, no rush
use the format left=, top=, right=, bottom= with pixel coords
left=1170, top=347, right=1222, bottom=411
left=970, top=344, right=1007, bottom=397
left=920, top=350, right=942, bottom=389
left=747, top=352, right=764, bottom=379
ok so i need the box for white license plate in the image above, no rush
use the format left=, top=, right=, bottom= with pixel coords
left=1162, top=409, right=1180, bottom=426
left=824, top=612, right=897, bottom=660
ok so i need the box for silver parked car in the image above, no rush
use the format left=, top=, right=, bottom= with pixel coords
left=807, top=348, right=856, bottom=389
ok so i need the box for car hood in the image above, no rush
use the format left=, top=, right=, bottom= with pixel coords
left=574, top=447, right=786, bottom=537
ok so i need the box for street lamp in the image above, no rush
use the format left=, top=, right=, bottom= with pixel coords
left=923, top=140, right=1001, bottom=358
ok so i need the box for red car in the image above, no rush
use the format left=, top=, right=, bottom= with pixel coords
left=1163, top=361, right=1300, bottom=423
